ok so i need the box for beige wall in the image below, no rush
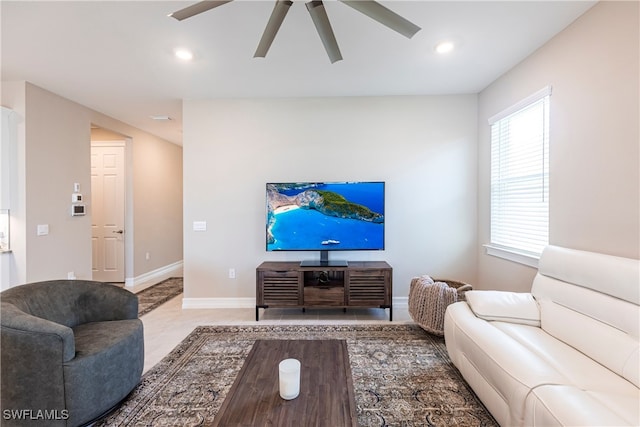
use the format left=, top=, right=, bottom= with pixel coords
left=1, top=82, right=93, bottom=284
left=477, top=1, right=639, bottom=291
left=1, top=82, right=183, bottom=286
left=130, top=133, right=183, bottom=279
left=183, top=96, right=478, bottom=302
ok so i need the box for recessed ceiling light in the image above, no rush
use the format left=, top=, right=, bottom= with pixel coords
left=174, top=48, right=194, bottom=61
left=435, top=41, right=455, bottom=54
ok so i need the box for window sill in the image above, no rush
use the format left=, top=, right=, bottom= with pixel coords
left=483, top=244, right=540, bottom=268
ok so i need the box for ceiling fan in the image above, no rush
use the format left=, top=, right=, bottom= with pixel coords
left=169, top=0, right=421, bottom=63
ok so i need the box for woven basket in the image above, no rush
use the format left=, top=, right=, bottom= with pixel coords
left=408, top=276, right=472, bottom=336
left=434, top=279, right=473, bottom=302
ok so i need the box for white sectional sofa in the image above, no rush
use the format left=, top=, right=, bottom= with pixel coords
left=444, top=245, right=639, bottom=426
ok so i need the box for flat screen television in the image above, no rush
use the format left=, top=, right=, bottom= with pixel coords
left=266, top=181, right=385, bottom=266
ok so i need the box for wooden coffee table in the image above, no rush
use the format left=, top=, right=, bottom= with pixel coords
left=212, top=339, right=357, bottom=426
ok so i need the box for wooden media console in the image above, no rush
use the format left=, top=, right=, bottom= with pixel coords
left=256, top=261, right=392, bottom=321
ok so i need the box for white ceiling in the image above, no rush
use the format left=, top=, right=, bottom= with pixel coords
left=1, top=0, right=596, bottom=145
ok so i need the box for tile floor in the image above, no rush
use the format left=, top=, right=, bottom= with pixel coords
left=141, top=296, right=412, bottom=373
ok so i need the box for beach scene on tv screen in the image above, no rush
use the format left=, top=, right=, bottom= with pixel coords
left=266, top=182, right=385, bottom=251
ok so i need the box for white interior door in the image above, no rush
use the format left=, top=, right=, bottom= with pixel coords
left=91, top=143, right=125, bottom=282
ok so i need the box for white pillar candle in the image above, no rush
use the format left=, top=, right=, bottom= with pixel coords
left=278, top=358, right=301, bottom=400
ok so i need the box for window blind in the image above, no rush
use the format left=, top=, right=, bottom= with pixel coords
left=489, top=88, right=550, bottom=257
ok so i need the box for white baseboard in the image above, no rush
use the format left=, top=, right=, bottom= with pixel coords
left=182, top=296, right=409, bottom=310
left=125, top=260, right=183, bottom=293
left=182, top=297, right=255, bottom=309
left=393, top=296, right=408, bottom=309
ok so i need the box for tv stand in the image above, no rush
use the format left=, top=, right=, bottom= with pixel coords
left=300, top=250, right=347, bottom=267
left=300, top=260, right=348, bottom=267
left=256, top=261, right=392, bottom=321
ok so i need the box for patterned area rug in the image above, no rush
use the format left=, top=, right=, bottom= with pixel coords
left=137, top=277, right=183, bottom=316
left=96, top=325, right=497, bottom=426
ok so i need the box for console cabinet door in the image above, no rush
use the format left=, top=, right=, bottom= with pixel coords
left=258, top=270, right=302, bottom=306
left=346, top=269, right=390, bottom=306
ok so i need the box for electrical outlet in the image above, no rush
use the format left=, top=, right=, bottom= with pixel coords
left=67, top=272, right=76, bottom=280
left=145, top=252, right=150, bottom=260
left=228, top=268, right=236, bottom=279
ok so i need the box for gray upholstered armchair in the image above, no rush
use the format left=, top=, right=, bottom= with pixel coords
left=1, top=280, right=144, bottom=427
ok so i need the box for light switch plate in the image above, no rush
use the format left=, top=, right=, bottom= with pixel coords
left=37, top=224, right=49, bottom=236
left=193, top=221, right=207, bottom=231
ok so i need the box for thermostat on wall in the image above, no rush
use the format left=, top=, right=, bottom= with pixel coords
left=71, top=204, right=86, bottom=216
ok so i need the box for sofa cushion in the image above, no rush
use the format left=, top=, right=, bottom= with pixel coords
left=537, top=245, right=639, bottom=304
left=491, top=321, right=639, bottom=395
left=533, top=275, right=640, bottom=341
left=63, top=319, right=144, bottom=426
left=532, top=246, right=640, bottom=388
left=539, top=298, right=640, bottom=388
left=525, top=385, right=639, bottom=427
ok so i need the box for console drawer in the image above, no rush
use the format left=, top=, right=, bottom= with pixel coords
left=304, top=286, right=344, bottom=306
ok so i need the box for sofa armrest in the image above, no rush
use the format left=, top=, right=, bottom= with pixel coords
left=1, top=302, right=75, bottom=361
left=465, top=290, right=541, bottom=326
left=1, top=302, right=76, bottom=418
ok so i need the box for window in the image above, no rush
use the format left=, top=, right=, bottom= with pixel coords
left=487, top=86, right=550, bottom=265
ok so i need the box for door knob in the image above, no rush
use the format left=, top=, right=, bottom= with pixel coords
left=113, top=230, right=124, bottom=234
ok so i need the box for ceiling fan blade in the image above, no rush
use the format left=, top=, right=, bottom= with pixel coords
left=254, top=0, right=294, bottom=58
left=169, top=0, right=233, bottom=21
left=340, top=1, right=420, bottom=38
left=306, top=1, right=343, bottom=64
